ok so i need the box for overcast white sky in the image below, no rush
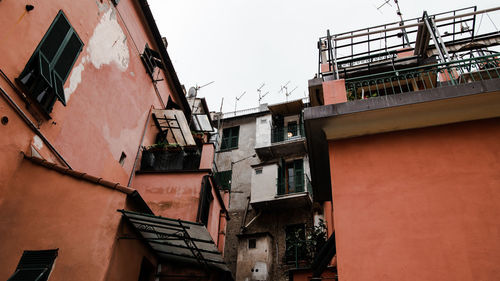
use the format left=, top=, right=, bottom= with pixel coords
left=149, top=0, right=499, bottom=113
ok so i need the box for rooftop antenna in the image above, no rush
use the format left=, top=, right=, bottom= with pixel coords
left=187, top=80, right=214, bottom=124
left=234, top=91, right=246, bottom=114
left=376, top=0, right=410, bottom=47
left=257, top=83, right=269, bottom=105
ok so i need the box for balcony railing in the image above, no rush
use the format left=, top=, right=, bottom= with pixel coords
left=277, top=173, right=312, bottom=196
left=345, top=53, right=500, bottom=101
left=271, top=123, right=305, bottom=143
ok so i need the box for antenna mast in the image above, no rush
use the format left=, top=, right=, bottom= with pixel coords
left=376, top=0, right=410, bottom=47
left=234, top=91, right=246, bottom=114
left=257, top=83, right=269, bottom=105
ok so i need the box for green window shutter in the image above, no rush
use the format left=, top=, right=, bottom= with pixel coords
left=18, top=10, right=83, bottom=110
left=220, top=126, right=239, bottom=150
left=230, top=126, right=239, bottom=148
left=294, top=159, right=304, bottom=192
left=277, top=158, right=285, bottom=195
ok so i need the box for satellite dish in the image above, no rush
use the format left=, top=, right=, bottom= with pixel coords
left=187, top=87, right=197, bottom=98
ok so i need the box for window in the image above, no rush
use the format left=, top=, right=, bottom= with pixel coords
left=248, top=238, right=257, bottom=249
left=7, top=249, right=58, bottom=281
left=17, top=11, right=83, bottom=114
left=220, top=126, right=239, bottom=150
left=285, top=224, right=306, bottom=263
left=141, top=43, right=164, bottom=80
left=277, top=158, right=304, bottom=195
left=197, top=176, right=214, bottom=226
left=214, top=170, right=232, bottom=191
left=255, top=168, right=263, bottom=174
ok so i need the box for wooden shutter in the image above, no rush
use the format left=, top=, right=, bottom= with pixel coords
left=277, top=158, right=285, bottom=195
left=230, top=126, right=239, bottom=148
left=294, top=159, right=304, bottom=192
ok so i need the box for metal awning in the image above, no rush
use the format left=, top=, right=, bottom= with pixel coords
left=118, top=210, right=230, bottom=272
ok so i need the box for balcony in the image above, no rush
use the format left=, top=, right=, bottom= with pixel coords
left=255, top=123, right=307, bottom=161
left=345, top=54, right=500, bottom=101
left=140, top=146, right=201, bottom=172
left=250, top=168, right=312, bottom=210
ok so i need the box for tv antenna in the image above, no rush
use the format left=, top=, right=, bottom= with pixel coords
left=187, top=80, right=215, bottom=98
left=187, top=81, right=214, bottom=124
left=234, top=91, right=246, bottom=114
left=375, top=0, right=410, bottom=47
left=257, top=83, right=269, bottom=104
left=279, top=81, right=298, bottom=101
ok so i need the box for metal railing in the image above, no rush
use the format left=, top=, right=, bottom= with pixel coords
left=277, top=173, right=312, bottom=196
left=271, top=123, right=305, bottom=143
left=345, top=53, right=500, bottom=100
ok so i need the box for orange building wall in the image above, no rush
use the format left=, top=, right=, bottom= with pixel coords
left=0, top=160, right=133, bottom=281
left=328, top=118, right=500, bottom=281
left=0, top=0, right=176, bottom=185
left=132, top=172, right=206, bottom=221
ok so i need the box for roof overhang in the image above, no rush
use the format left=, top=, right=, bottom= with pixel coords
left=305, top=78, right=500, bottom=202
left=118, top=210, right=231, bottom=273
left=268, top=99, right=304, bottom=115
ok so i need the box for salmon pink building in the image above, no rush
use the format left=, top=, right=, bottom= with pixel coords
left=303, top=6, right=500, bottom=281
left=0, top=0, right=232, bottom=280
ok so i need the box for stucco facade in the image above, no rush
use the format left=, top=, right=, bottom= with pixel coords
left=0, top=0, right=231, bottom=280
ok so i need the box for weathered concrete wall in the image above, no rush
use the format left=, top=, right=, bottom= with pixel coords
left=239, top=207, right=314, bottom=281
left=255, top=114, right=272, bottom=148
left=235, top=234, right=273, bottom=281
left=216, top=117, right=259, bottom=211
left=250, top=163, right=278, bottom=203
left=329, top=118, right=500, bottom=281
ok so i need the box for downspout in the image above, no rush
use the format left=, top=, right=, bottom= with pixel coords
left=0, top=75, right=71, bottom=169
left=127, top=105, right=153, bottom=187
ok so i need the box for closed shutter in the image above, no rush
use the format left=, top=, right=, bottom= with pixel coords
left=7, top=249, right=58, bottom=281
left=230, top=127, right=239, bottom=148
left=294, top=159, right=304, bottom=192
left=277, top=158, right=285, bottom=195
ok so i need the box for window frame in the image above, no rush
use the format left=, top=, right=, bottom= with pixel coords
left=220, top=126, right=240, bottom=150
left=17, top=10, right=83, bottom=115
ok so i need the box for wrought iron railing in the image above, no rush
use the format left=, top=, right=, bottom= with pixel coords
left=271, top=123, right=305, bottom=143
left=277, top=172, right=312, bottom=196
left=345, top=53, right=500, bottom=101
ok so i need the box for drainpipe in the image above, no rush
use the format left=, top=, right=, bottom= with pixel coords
left=128, top=105, right=153, bottom=187
left=0, top=74, right=71, bottom=169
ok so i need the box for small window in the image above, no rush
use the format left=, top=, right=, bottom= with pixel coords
left=214, top=170, right=232, bottom=191
left=285, top=224, right=306, bottom=263
left=249, top=239, right=257, bottom=249
left=255, top=168, right=263, bottom=174
left=141, top=43, right=164, bottom=80
left=119, top=152, right=127, bottom=166
left=17, top=11, right=83, bottom=114
left=7, top=249, right=58, bottom=281
left=198, top=176, right=214, bottom=226
left=220, top=126, right=239, bottom=150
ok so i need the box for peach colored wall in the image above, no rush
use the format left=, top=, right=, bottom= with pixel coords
left=105, top=219, right=158, bottom=281
left=0, top=160, right=128, bottom=281
left=322, top=79, right=347, bottom=105
left=323, top=201, right=334, bottom=237
left=200, top=143, right=215, bottom=170
left=0, top=0, right=177, bottom=185
left=132, top=172, right=206, bottom=221
left=329, top=118, right=500, bottom=281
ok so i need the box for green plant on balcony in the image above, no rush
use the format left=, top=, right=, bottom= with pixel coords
left=285, top=220, right=327, bottom=268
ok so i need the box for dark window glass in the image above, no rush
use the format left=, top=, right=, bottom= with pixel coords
left=285, top=224, right=306, bottom=263
left=249, top=239, right=257, bottom=249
